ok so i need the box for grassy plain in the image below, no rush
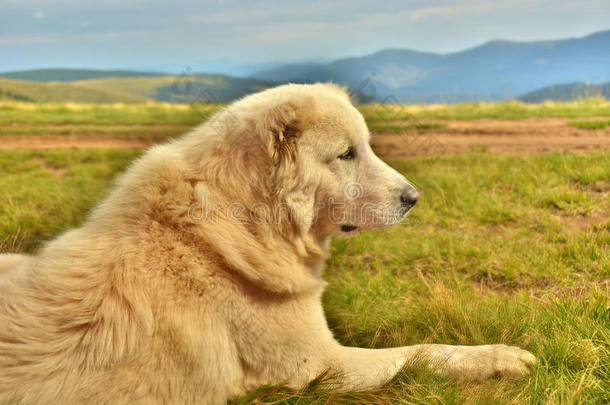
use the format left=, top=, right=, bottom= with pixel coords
left=567, top=119, right=610, bottom=130
left=0, top=148, right=608, bottom=404
left=1, top=98, right=610, bottom=127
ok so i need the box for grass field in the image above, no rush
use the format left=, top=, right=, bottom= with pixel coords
left=359, top=98, right=610, bottom=121
left=1, top=148, right=608, bottom=404
left=2, top=98, right=610, bottom=127
left=567, top=119, right=610, bottom=130
left=0, top=102, right=206, bottom=126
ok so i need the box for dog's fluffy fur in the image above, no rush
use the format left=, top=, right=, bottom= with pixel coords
left=0, top=84, right=536, bottom=404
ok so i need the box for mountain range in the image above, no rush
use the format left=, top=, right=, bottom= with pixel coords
left=0, top=30, right=608, bottom=103
left=250, top=30, right=610, bottom=102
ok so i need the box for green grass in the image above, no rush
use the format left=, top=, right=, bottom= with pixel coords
left=567, top=119, right=610, bottom=130
left=1, top=150, right=609, bottom=404
left=0, top=149, right=141, bottom=252
left=360, top=98, right=610, bottom=121
left=0, top=102, right=210, bottom=125
left=2, top=98, right=609, bottom=128
left=369, top=122, right=448, bottom=132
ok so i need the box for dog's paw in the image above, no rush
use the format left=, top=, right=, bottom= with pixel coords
left=481, top=344, right=537, bottom=379
left=438, top=344, right=537, bottom=380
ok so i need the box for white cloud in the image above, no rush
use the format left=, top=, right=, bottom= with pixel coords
left=0, top=30, right=147, bottom=45
left=1, top=0, right=608, bottom=70
left=407, top=6, right=460, bottom=21
left=189, top=10, right=268, bottom=24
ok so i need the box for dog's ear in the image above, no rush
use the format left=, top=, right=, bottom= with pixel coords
left=256, top=101, right=301, bottom=166
left=256, top=101, right=320, bottom=236
left=255, top=100, right=309, bottom=200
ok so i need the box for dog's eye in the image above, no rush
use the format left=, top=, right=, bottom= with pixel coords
left=337, top=147, right=355, bottom=160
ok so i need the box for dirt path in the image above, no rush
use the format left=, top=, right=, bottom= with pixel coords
left=0, top=118, right=608, bottom=157
left=0, top=136, right=151, bottom=150
left=0, top=132, right=170, bottom=150
left=372, top=118, right=610, bottom=157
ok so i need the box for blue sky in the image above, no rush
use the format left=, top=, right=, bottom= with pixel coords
left=1, top=0, right=609, bottom=75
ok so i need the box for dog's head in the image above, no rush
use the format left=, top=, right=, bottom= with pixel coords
left=190, top=83, right=418, bottom=240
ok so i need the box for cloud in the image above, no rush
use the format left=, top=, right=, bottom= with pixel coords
left=189, top=9, right=269, bottom=25
left=0, top=30, right=147, bottom=45
left=407, top=6, right=460, bottom=21
left=1, top=0, right=608, bottom=71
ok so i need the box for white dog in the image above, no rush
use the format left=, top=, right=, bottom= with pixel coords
left=0, top=84, right=536, bottom=404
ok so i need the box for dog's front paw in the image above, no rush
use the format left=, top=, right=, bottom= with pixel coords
left=480, top=344, right=537, bottom=379
left=438, top=344, right=537, bottom=380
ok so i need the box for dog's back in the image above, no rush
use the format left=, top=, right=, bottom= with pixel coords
left=0, top=254, right=29, bottom=275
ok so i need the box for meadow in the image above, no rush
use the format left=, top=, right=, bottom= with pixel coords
left=567, top=119, right=610, bottom=130
left=0, top=100, right=608, bottom=404
left=1, top=97, right=610, bottom=127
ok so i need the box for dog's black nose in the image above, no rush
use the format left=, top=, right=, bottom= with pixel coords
left=400, top=187, right=419, bottom=208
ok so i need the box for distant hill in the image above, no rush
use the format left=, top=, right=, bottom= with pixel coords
left=519, top=82, right=610, bottom=102
left=249, top=63, right=326, bottom=82
left=3, top=30, right=609, bottom=104
left=0, top=69, right=165, bottom=82
left=0, top=72, right=273, bottom=103
left=0, top=78, right=147, bottom=103
left=251, top=30, right=610, bottom=103
left=74, top=74, right=273, bottom=103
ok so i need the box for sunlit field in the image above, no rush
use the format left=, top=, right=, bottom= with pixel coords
left=1, top=98, right=609, bottom=126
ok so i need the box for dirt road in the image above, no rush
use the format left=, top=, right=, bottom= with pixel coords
left=371, top=118, right=610, bottom=158
left=1, top=118, right=608, bottom=157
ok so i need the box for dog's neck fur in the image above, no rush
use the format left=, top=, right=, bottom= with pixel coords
left=177, top=133, right=331, bottom=296
left=185, top=188, right=330, bottom=295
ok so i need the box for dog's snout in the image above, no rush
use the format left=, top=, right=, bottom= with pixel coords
left=400, top=187, right=419, bottom=208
